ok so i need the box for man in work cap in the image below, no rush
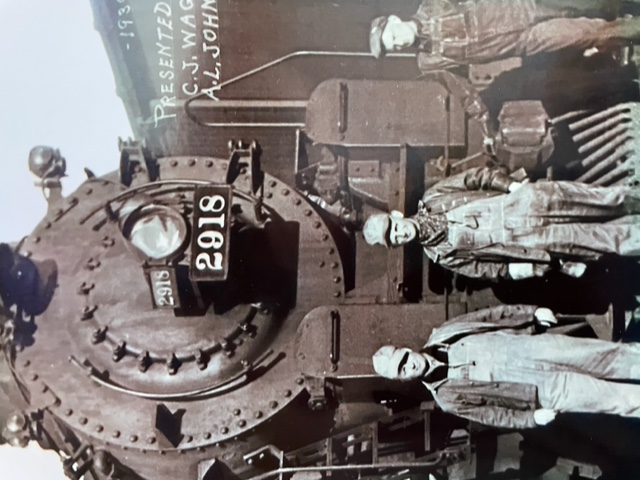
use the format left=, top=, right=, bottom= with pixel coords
left=372, top=304, right=640, bottom=429
left=369, top=1, right=640, bottom=71
left=362, top=166, right=640, bottom=280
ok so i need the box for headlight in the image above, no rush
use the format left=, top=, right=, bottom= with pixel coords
left=122, top=205, right=187, bottom=261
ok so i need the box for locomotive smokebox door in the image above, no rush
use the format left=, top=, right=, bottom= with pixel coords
left=305, top=79, right=465, bottom=147
left=190, top=185, right=232, bottom=281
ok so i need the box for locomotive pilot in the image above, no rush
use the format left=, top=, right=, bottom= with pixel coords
left=362, top=167, right=640, bottom=280
left=373, top=305, right=640, bottom=429
left=369, top=0, right=640, bottom=71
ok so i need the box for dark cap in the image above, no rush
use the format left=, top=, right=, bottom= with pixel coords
left=370, top=16, right=389, bottom=59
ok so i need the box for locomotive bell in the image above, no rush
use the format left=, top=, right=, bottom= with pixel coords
left=28, top=146, right=66, bottom=180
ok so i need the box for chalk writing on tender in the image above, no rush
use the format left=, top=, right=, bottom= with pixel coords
left=154, top=2, right=176, bottom=127
left=116, top=0, right=135, bottom=51
left=151, top=0, right=223, bottom=127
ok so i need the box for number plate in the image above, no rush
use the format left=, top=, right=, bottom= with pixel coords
left=147, top=267, right=181, bottom=309
left=190, top=185, right=232, bottom=281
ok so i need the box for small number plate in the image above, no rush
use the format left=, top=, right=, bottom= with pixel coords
left=147, top=267, right=181, bottom=309
left=190, top=185, right=232, bottom=281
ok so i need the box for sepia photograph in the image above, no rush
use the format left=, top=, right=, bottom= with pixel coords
left=1, top=1, right=640, bottom=479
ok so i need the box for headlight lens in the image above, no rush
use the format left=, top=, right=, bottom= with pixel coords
left=123, top=205, right=187, bottom=260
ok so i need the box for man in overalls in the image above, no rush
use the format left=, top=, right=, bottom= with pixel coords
left=369, top=0, right=640, bottom=70
left=373, top=304, right=640, bottom=429
left=362, top=167, right=640, bottom=280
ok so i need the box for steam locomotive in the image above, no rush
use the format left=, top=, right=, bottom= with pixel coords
left=2, top=1, right=640, bottom=479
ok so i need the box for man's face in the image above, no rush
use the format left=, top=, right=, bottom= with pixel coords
left=388, top=215, right=418, bottom=246
left=390, top=348, right=428, bottom=380
left=381, top=16, right=417, bottom=52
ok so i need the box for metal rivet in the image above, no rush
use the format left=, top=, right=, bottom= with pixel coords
left=188, top=159, right=196, bottom=166
left=334, top=292, right=342, bottom=298
left=204, top=432, right=212, bottom=440
left=79, top=417, right=88, bottom=425
left=233, top=409, right=241, bottom=416
left=269, top=181, right=277, bottom=188
left=318, top=261, right=325, bottom=268
left=95, top=425, right=104, bottom=433
left=23, top=360, right=30, bottom=367
left=296, top=378, right=304, bottom=385
left=112, top=431, right=121, bottom=438
left=64, top=409, right=73, bottom=416
left=82, top=305, right=96, bottom=320
left=238, top=420, right=246, bottom=427
left=240, top=167, right=248, bottom=174
left=304, top=209, right=312, bottom=216
left=266, top=193, right=273, bottom=199
left=205, top=160, right=213, bottom=167
left=112, top=341, right=126, bottom=362
left=167, top=354, right=180, bottom=375
left=91, top=327, right=107, bottom=344
left=313, top=221, right=321, bottom=228
left=331, top=262, right=339, bottom=269
left=41, top=385, right=48, bottom=393
left=33, top=237, right=40, bottom=244
left=330, top=364, right=338, bottom=372
left=30, top=374, right=38, bottom=381
left=24, top=251, right=32, bottom=258
left=138, top=351, right=151, bottom=372
left=269, top=401, right=278, bottom=409
left=78, top=282, right=94, bottom=295
left=281, top=189, right=290, bottom=196
left=186, top=435, right=194, bottom=442
left=85, top=188, right=93, bottom=195
left=170, top=160, right=178, bottom=167
left=254, top=411, right=263, bottom=419
left=15, top=344, right=23, bottom=352
left=333, top=277, right=341, bottom=283
left=44, top=222, right=51, bottom=229
left=130, top=435, right=138, bottom=443
left=221, top=427, right=229, bottom=434
left=284, top=390, right=292, bottom=397
left=294, top=199, right=302, bottom=206
left=322, top=234, right=329, bottom=241
left=328, top=248, right=335, bottom=254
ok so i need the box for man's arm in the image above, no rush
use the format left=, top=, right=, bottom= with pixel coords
left=518, top=17, right=640, bottom=57
left=427, top=70, right=488, bottom=122
left=437, top=254, right=548, bottom=280
left=426, top=304, right=550, bottom=346
left=424, top=166, right=517, bottom=197
left=451, top=404, right=538, bottom=429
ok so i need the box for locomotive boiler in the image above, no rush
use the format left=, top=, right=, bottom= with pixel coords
left=2, top=1, right=640, bottom=478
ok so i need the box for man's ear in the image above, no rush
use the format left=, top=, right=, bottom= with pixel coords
left=387, top=15, right=402, bottom=25
left=390, top=210, right=404, bottom=219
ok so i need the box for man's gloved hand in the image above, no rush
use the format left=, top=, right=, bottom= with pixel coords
left=507, top=178, right=530, bottom=193
left=482, top=135, right=496, bottom=156
left=533, top=408, right=557, bottom=426
left=534, top=307, right=558, bottom=328
left=508, top=263, right=548, bottom=280
left=559, top=260, right=587, bottom=278
left=480, top=113, right=497, bottom=157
